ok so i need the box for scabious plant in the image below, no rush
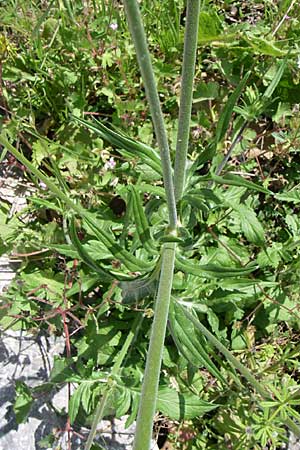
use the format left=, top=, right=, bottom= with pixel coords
left=1, top=1, right=300, bottom=450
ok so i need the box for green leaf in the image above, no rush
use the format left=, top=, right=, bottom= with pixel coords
left=69, top=217, right=114, bottom=281
left=245, top=36, right=287, bottom=58
left=157, top=387, right=218, bottom=420
left=169, top=300, right=226, bottom=384
left=276, top=190, right=300, bottom=204
left=30, top=197, right=63, bottom=213
left=113, top=386, right=132, bottom=418
left=211, top=173, right=270, bottom=195
left=66, top=274, right=102, bottom=297
left=82, top=241, right=113, bottom=260
left=129, top=186, right=158, bottom=254
left=119, top=258, right=161, bottom=304
left=82, top=212, right=155, bottom=272
left=73, top=117, right=162, bottom=176
left=50, top=356, right=80, bottom=383
left=14, top=381, right=33, bottom=424
left=69, top=383, right=84, bottom=424
left=198, top=10, right=223, bottom=43
left=183, top=195, right=209, bottom=213
left=91, top=445, right=104, bottom=450
left=262, top=59, right=287, bottom=99
left=193, top=81, right=219, bottom=102
left=175, top=255, right=258, bottom=278
left=125, top=392, right=139, bottom=428
left=215, top=72, right=251, bottom=146
left=219, top=278, right=277, bottom=291
left=186, top=188, right=221, bottom=205
left=233, top=204, right=265, bottom=246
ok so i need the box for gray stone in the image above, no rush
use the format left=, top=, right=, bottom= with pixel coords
left=0, top=329, right=139, bottom=449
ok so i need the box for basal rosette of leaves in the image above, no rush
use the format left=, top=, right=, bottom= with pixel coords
left=1, top=1, right=300, bottom=449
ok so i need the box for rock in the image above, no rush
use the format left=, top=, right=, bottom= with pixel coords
left=0, top=329, right=139, bottom=449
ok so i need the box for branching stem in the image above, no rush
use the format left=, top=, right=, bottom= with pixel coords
left=174, top=0, right=201, bottom=203
left=123, top=0, right=177, bottom=230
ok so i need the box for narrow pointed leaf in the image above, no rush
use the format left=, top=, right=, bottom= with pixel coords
left=211, top=173, right=270, bottom=194
left=73, top=116, right=162, bottom=175
left=169, top=300, right=226, bottom=383
left=82, top=213, right=155, bottom=272
left=215, top=72, right=251, bottom=145
left=130, top=186, right=158, bottom=254
left=175, top=255, right=258, bottom=278
left=68, top=217, right=114, bottom=282
left=69, top=383, right=85, bottom=424
left=262, top=59, right=287, bottom=99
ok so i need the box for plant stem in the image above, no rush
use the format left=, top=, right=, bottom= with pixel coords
left=215, top=120, right=248, bottom=176
left=84, top=313, right=143, bottom=450
left=123, top=0, right=177, bottom=230
left=84, top=390, right=110, bottom=450
left=174, top=0, right=200, bottom=203
left=133, top=243, right=176, bottom=450
left=285, top=417, right=300, bottom=439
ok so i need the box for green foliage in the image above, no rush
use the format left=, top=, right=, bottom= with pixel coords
left=13, top=381, right=33, bottom=424
left=1, top=0, right=300, bottom=448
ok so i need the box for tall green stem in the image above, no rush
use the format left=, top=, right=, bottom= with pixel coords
left=133, top=243, right=176, bottom=450
left=123, top=2, right=179, bottom=448
left=122, top=2, right=202, bottom=448
left=174, top=0, right=200, bottom=203
left=123, top=0, right=177, bottom=230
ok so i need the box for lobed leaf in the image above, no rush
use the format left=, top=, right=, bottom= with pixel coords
left=157, top=387, right=218, bottom=420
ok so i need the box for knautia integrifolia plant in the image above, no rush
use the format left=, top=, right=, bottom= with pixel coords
left=1, top=1, right=300, bottom=449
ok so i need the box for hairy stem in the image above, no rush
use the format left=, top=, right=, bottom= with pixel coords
left=123, top=0, right=177, bottom=230
left=133, top=243, right=176, bottom=450
left=174, top=0, right=201, bottom=203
